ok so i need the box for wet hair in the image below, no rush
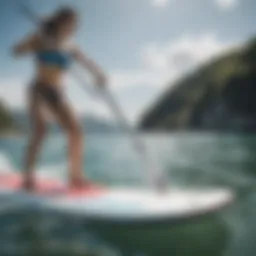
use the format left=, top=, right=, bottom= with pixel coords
left=42, top=7, right=77, bottom=37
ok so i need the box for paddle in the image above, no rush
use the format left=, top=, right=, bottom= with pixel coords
left=16, top=1, right=167, bottom=191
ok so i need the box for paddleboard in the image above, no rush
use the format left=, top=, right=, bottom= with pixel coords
left=0, top=170, right=235, bottom=226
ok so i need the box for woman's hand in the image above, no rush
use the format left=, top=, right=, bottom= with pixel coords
left=73, top=47, right=108, bottom=88
left=96, top=72, right=108, bottom=88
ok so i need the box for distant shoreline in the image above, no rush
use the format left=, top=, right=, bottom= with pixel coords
left=0, top=130, right=23, bottom=139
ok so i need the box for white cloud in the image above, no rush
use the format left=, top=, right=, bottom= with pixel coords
left=215, top=0, right=239, bottom=10
left=152, top=0, right=170, bottom=8
left=110, top=70, right=171, bottom=89
left=110, top=34, right=234, bottom=90
left=0, top=78, right=28, bottom=110
left=142, top=34, right=234, bottom=73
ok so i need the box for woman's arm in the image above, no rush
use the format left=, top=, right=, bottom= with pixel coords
left=72, top=47, right=107, bottom=87
left=13, top=33, right=39, bottom=56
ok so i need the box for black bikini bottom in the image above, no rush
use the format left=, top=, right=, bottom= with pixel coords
left=31, top=82, right=63, bottom=108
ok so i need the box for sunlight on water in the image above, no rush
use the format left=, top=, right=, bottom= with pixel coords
left=0, top=152, right=15, bottom=172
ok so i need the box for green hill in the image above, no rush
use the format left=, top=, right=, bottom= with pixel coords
left=140, top=38, right=256, bottom=132
left=0, top=101, right=15, bottom=134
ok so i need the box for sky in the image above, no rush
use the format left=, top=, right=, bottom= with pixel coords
left=0, top=0, right=255, bottom=122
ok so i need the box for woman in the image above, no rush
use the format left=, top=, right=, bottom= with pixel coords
left=13, top=7, right=107, bottom=190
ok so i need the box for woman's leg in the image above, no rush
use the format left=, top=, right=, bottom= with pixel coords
left=50, top=101, right=85, bottom=187
left=24, top=91, right=47, bottom=190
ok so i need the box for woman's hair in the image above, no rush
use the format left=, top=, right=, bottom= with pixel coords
left=42, top=7, right=77, bottom=37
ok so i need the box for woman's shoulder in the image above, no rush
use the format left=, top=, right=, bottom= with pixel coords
left=63, top=41, right=79, bottom=55
left=32, top=32, right=49, bottom=51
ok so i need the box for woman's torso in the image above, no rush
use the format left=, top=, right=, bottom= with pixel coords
left=35, top=36, right=73, bottom=87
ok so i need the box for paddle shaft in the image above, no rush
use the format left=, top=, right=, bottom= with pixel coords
left=99, top=87, right=160, bottom=186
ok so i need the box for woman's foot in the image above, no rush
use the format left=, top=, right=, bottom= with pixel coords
left=70, top=176, right=92, bottom=189
left=23, top=176, right=36, bottom=192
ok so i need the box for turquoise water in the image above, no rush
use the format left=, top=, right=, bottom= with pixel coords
left=0, top=133, right=256, bottom=256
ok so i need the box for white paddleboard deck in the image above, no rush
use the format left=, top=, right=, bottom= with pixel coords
left=0, top=171, right=235, bottom=226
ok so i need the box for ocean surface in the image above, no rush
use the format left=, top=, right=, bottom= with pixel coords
left=0, top=133, right=255, bottom=256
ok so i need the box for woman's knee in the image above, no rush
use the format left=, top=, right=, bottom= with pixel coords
left=33, top=123, right=47, bottom=138
left=68, top=122, right=83, bottom=139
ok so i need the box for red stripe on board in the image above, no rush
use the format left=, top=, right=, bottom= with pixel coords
left=0, top=172, right=106, bottom=198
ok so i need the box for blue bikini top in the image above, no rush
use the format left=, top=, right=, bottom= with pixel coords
left=36, top=49, right=73, bottom=69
